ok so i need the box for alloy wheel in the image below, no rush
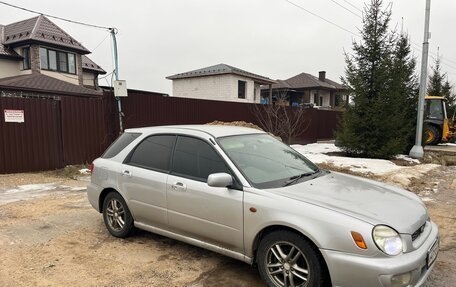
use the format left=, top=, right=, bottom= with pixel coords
left=105, top=199, right=125, bottom=231
left=265, top=241, right=310, bottom=287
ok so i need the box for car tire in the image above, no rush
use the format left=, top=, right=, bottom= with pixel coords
left=257, top=230, right=329, bottom=287
left=102, top=192, right=134, bottom=238
left=424, top=125, right=441, bottom=145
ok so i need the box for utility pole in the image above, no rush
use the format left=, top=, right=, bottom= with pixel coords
left=110, top=28, right=124, bottom=134
left=410, top=0, right=431, bottom=159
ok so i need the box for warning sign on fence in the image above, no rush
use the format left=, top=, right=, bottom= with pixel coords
left=4, top=109, right=25, bottom=123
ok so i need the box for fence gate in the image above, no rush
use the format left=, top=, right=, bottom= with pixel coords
left=0, top=96, right=64, bottom=174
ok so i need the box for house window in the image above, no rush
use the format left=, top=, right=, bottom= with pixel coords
left=39, top=47, right=76, bottom=74
left=335, top=94, right=341, bottom=106
left=21, top=47, right=31, bottom=70
left=58, top=51, right=68, bottom=72
left=313, top=93, right=318, bottom=105
left=68, top=54, right=76, bottom=74
left=48, top=50, right=57, bottom=70
left=319, top=96, right=324, bottom=106
left=238, top=80, right=246, bottom=99
left=40, top=47, right=48, bottom=69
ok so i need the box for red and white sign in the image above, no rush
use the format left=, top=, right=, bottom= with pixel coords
left=4, top=109, right=25, bottom=123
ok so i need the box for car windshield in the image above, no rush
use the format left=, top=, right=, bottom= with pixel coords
left=218, top=134, right=320, bottom=189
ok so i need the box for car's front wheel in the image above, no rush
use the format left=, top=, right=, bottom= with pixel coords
left=102, top=192, right=134, bottom=238
left=257, top=230, right=328, bottom=287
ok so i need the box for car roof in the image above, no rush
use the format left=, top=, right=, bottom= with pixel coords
left=125, top=125, right=265, bottom=138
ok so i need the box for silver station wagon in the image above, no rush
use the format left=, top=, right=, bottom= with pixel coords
left=87, top=125, right=439, bottom=287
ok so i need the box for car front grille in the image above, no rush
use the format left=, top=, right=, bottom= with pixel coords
left=412, top=223, right=426, bottom=241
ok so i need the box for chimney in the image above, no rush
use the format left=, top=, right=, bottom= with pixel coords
left=319, top=71, right=326, bottom=82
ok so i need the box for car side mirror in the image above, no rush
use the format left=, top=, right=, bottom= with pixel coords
left=207, top=173, right=233, bottom=188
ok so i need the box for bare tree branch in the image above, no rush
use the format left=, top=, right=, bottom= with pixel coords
left=251, top=90, right=311, bottom=144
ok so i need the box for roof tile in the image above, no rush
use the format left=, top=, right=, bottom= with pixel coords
left=3, top=15, right=90, bottom=54
left=82, top=55, right=107, bottom=74
left=167, top=63, right=275, bottom=84
left=263, top=72, right=346, bottom=91
left=0, top=73, right=102, bottom=97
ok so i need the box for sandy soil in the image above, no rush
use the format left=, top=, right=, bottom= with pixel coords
left=0, top=166, right=455, bottom=286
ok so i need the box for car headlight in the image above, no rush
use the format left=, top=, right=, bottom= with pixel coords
left=373, top=225, right=403, bottom=256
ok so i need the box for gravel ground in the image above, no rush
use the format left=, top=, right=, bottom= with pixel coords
left=0, top=166, right=455, bottom=286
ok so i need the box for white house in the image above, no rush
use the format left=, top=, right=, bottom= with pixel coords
left=166, top=64, right=275, bottom=103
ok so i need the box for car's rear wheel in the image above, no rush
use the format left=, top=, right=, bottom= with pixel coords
left=257, top=230, right=328, bottom=287
left=102, top=192, right=134, bottom=238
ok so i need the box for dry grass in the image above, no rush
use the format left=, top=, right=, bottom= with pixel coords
left=206, top=121, right=263, bottom=130
left=317, top=162, right=378, bottom=180
left=43, top=164, right=89, bottom=180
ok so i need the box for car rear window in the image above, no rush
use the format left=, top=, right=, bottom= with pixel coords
left=101, top=132, right=141, bottom=159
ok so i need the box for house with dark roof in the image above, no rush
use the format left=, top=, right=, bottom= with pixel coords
left=167, top=64, right=275, bottom=103
left=261, top=71, right=348, bottom=109
left=0, top=15, right=106, bottom=96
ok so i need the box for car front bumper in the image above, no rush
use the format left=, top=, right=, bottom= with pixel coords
left=321, top=221, right=439, bottom=287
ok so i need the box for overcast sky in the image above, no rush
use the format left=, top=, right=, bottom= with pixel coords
left=2, top=0, right=456, bottom=94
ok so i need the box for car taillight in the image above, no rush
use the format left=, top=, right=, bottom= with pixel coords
left=90, top=162, right=94, bottom=174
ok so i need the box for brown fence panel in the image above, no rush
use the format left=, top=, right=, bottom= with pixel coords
left=315, top=109, right=341, bottom=140
left=60, top=96, right=112, bottom=165
left=0, top=96, right=63, bottom=173
left=0, top=90, right=341, bottom=174
left=118, top=91, right=258, bottom=129
left=112, top=90, right=342, bottom=144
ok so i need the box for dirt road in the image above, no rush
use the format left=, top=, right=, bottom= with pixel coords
left=0, top=167, right=455, bottom=286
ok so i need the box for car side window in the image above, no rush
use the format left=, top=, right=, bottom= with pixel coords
left=172, top=136, right=231, bottom=181
left=126, top=135, right=175, bottom=172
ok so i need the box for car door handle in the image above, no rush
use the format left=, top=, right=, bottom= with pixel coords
left=171, top=182, right=187, bottom=192
left=121, top=169, right=132, bottom=177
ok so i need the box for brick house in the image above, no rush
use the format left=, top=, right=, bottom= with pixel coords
left=166, top=63, right=275, bottom=103
left=261, top=71, right=349, bottom=109
left=0, top=15, right=106, bottom=93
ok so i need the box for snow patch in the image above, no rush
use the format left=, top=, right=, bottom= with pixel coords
left=292, top=144, right=403, bottom=175
left=295, top=143, right=342, bottom=154
left=292, top=143, right=439, bottom=187
left=5, top=183, right=57, bottom=194
left=394, top=154, right=420, bottom=164
left=79, top=168, right=91, bottom=175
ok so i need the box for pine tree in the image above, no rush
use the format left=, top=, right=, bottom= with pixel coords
left=427, top=58, right=445, bottom=96
left=337, top=0, right=410, bottom=159
left=389, top=34, right=419, bottom=152
left=442, top=79, right=456, bottom=116
left=428, top=58, right=456, bottom=116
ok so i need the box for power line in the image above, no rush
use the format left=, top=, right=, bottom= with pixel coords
left=334, top=0, right=456, bottom=73
left=328, top=0, right=362, bottom=19
left=411, top=41, right=456, bottom=72
left=340, top=0, right=363, bottom=13
left=0, top=1, right=111, bottom=30
left=90, top=32, right=111, bottom=52
left=283, top=0, right=359, bottom=37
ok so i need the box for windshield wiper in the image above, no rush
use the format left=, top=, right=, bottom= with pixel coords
left=283, top=169, right=320, bottom=187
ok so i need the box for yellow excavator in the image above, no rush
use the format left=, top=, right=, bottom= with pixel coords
left=424, top=96, right=456, bottom=145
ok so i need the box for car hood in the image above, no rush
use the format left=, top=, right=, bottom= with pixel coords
left=270, top=172, right=428, bottom=234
